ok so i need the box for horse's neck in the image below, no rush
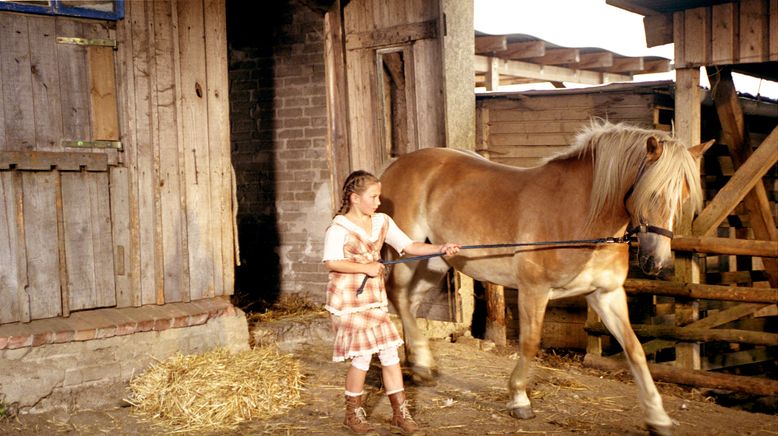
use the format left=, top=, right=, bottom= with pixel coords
left=541, top=154, right=631, bottom=237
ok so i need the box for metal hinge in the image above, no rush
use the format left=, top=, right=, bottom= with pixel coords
left=56, top=36, right=117, bottom=49
left=61, top=140, right=123, bottom=150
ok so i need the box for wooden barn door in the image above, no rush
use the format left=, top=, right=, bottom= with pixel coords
left=0, top=14, right=121, bottom=323
left=328, top=0, right=446, bottom=178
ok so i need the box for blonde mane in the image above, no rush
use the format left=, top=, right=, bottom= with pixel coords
left=549, top=121, right=704, bottom=228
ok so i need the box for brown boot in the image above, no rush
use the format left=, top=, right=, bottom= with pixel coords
left=344, top=394, right=375, bottom=434
left=388, top=391, right=420, bottom=434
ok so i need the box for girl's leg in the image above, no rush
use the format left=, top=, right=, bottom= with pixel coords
left=343, top=354, right=374, bottom=433
left=379, top=348, right=419, bottom=434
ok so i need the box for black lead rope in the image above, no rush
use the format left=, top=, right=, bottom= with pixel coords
left=354, top=230, right=647, bottom=296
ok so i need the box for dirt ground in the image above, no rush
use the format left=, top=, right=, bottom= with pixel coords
left=1, top=314, right=776, bottom=435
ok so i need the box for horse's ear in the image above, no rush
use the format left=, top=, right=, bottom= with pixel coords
left=688, top=139, right=715, bottom=160
left=646, top=136, right=663, bottom=161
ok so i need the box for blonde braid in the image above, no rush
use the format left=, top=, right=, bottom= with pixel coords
left=336, top=170, right=379, bottom=216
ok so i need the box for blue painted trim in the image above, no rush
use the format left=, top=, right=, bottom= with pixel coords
left=0, top=0, right=124, bottom=20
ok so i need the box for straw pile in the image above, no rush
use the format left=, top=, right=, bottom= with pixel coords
left=126, top=347, right=304, bottom=433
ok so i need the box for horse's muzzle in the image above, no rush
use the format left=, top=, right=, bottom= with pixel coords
left=639, top=255, right=674, bottom=279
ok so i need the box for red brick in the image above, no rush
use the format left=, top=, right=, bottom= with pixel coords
left=0, top=336, right=8, bottom=350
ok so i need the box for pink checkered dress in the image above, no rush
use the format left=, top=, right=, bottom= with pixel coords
left=325, top=216, right=403, bottom=362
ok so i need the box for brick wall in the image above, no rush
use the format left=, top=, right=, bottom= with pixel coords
left=228, top=0, right=332, bottom=308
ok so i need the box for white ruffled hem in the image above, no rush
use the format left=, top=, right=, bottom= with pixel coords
left=332, top=340, right=404, bottom=363
left=325, top=302, right=388, bottom=317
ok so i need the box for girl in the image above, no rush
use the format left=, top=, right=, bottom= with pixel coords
left=323, top=170, right=460, bottom=434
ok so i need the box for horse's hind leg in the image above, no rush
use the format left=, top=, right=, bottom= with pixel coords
left=586, top=288, right=674, bottom=436
left=387, top=257, right=448, bottom=382
left=507, top=288, right=550, bottom=419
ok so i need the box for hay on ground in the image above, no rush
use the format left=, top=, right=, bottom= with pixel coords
left=125, top=347, right=304, bottom=433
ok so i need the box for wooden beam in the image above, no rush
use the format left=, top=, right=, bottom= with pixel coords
left=624, top=278, right=778, bottom=304
left=605, top=56, right=645, bottom=73
left=484, top=282, right=506, bottom=346
left=643, top=13, right=673, bottom=47
left=693, top=127, right=778, bottom=236
left=639, top=58, right=671, bottom=74
left=673, top=67, right=702, bottom=370
left=702, top=346, right=778, bottom=371
left=711, top=2, right=737, bottom=65
left=502, top=40, right=545, bottom=59
left=474, top=55, right=631, bottom=85
left=345, top=19, right=437, bottom=50
left=584, top=353, right=778, bottom=396
left=527, top=48, right=580, bottom=65
left=324, top=1, right=351, bottom=205
left=475, top=35, right=507, bottom=54
left=618, top=303, right=770, bottom=357
left=577, top=52, right=613, bottom=69
left=672, top=235, right=778, bottom=257
left=706, top=66, right=777, bottom=287
left=585, top=322, right=778, bottom=346
left=485, top=56, right=499, bottom=91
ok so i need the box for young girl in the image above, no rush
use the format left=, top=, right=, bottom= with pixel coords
left=323, top=170, right=460, bottom=434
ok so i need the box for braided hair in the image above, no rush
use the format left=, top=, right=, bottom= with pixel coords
left=337, top=170, right=380, bottom=215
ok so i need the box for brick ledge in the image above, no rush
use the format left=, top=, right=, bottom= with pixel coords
left=0, top=297, right=238, bottom=350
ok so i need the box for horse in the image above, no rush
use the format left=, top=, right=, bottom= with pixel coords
left=378, top=121, right=714, bottom=436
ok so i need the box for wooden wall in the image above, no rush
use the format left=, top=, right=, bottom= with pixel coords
left=341, top=0, right=446, bottom=175
left=672, top=0, right=778, bottom=68
left=476, top=83, right=672, bottom=167
left=0, top=0, right=235, bottom=325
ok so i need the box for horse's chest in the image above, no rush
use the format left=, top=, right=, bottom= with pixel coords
left=548, top=252, right=626, bottom=300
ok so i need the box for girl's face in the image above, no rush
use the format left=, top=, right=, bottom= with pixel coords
left=351, top=182, right=381, bottom=216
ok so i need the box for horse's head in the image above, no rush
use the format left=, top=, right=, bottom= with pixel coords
left=626, top=136, right=715, bottom=277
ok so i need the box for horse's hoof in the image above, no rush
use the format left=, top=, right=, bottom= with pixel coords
left=646, top=423, right=674, bottom=436
left=509, top=406, right=535, bottom=420
left=410, top=365, right=438, bottom=386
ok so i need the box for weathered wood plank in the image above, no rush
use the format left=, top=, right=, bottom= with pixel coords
left=711, top=3, right=737, bottom=65
left=683, top=6, right=709, bottom=66
left=61, top=172, right=96, bottom=311
left=739, top=0, right=769, bottom=64
left=204, top=0, right=232, bottom=295
left=88, top=46, right=120, bottom=140
left=28, top=16, right=63, bottom=151
left=345, top=20, right=437, bottom=50
left=21, top=172, right=61, bottom=319
left=693, top=127, right=778, bottom=236
left=485, top=282, right=506, bottom=346
left=178, top=0, right=214, bottom=300
left=115, top=0, right=142, bottom=307
left=0, top=14, right=35, bottom=150
left=89, top=172, right=116, bottom=308
left=56, top=18, right=91, bottom=143
left=127, top=0, right=160, bottom=306
left=0, top=151, right=108, bottom=171
left=0, top=172, right=25, bottom=324
left=110, top=168, right=132, bottom=307
left=768, top=0, right=778, bottom=61
left=625, top=278, right=778, bottom=304
left=153, top=0, right=187, bottom=303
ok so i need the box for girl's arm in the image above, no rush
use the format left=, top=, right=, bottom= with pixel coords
left=324, top=259, right=384, bottom=277
left=403, top=242, right=461, bottom=257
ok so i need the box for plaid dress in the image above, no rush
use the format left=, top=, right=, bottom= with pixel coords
left=325, top=215, right=404, bottom=362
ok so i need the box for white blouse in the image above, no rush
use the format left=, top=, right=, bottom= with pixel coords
left=322, top=213, right=413, bottom=261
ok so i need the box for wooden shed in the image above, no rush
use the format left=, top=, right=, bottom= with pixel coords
left=0, top=0, right=247, bottom=413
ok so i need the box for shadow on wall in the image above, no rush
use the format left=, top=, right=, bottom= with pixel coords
left=226, top=0, right=293, bottom=312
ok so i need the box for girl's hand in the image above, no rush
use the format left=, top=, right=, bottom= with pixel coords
left=364, top=262, right=385, bottom=277
left=439, top=243, right=461, bottom=256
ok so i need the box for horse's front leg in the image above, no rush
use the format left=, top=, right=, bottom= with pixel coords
left=586, top=288, right=674, bottom=436
left=507, top=288, right=550, bottom=419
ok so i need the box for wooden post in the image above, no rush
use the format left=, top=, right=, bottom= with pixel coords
left=455, top=271, right=475, bottom=329
left=673, top=67, right=702, bottom=370
left=484, top=281, right=506, bottom=346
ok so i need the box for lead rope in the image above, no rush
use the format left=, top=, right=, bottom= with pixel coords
left=356, top=231, right=639, bottom=295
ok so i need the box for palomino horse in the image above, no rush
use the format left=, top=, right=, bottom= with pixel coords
left=378, top=121, right=713, bottom=435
